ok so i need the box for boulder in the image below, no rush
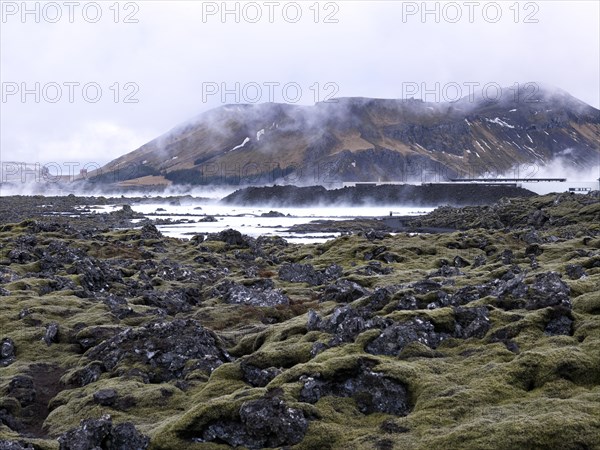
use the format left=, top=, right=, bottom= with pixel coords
left=141, top=288, right=202, bottom=315
left=43, top=322, right=60, bottom=346
left=366, top=318, right=446, bottom=356
left=67, top=362, right=105, bottom=387
left=500, top=249, right=514, bottom=265
left=139, top=223, right=162, bottom=240
left=366, top=288, right=395, bottom=311
left=240, top=362, right=283, bottom=387
left=198, top=396, right=308, bottom=449
left=7, top=376, right=36, bottom=407
left=544, top=307, right=574, bottom=336
left=565, top=264, right=586, bottom=280
left=278, top=263, right=324, bottom=286
left=207, top=229, right=250, bottom=246
left=299, top=363, right=410, bottom=416
left=527, top=272, right=571, bottom=310
left=85, top=319, right=231, bottom=382
left=260, top=210, right=285, bottom=217
left=93, top=389, right=118, bottom=407
left=453, top=255, right=471, bottom=268
left=453, top=307, right=491, bottom=339
left=0, top=410, right=23, bottom=433
left=0, top=338, right=16, bottom=367
left=311, top=305, right=391, bottom=346
left=58, top=414, right=149, bottom=450
left=222, top=283, right=289, bottom=307
left=321, top=280, right=369, bottom=303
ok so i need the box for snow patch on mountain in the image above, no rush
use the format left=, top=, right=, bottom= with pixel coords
left=230, top=137, right=250, bottom=152
left=486, top=117, right=515, bottom=128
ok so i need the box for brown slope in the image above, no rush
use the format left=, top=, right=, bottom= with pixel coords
left=89, top=86, right=600, bottom=186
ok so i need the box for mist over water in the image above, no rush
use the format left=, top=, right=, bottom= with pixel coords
left=89, top=203, right=434, bottom=244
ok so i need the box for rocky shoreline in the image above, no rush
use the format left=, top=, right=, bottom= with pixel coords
left=0, top=192, right=599, bottom=449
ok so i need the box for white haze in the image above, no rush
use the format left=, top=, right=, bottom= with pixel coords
left=531, top=158, right=600, bottom=182
left=1, top=1, right=598, bottom=165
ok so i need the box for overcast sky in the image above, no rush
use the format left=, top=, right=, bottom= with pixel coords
left=1, top=0, right=599, bottom=167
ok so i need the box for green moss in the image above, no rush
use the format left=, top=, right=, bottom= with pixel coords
left=1, top=193, right=600, bottom=449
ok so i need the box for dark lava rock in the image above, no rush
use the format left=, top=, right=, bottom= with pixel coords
left=58, top=414, right=149, bottom=450
left=522, top=229, right=542, bottom=245
left=500, top=249, right=514, bottom=265
left=141, top=287, right=202, bottom=315
left=278, top=263, right=323, bottom=286
left=0, top=410, right=23, bottom=433
left=364, top=229, right=390, bottom=241
left=356, top=261, right=393, bottom=276
left=425, top=290, right=454, bottom=310
left=7, top=235, right=37, bottom=264
left=544, top=308, right=574, bottom=336
left=365, top=318, right=447, bottom=356
left=0, top=268, right=20, bottom=284
left=450, top=285, right=487, bottom=306
left=396, top=293, right=418, bottom=310
left=38, top=240, right=86, bottom=272
left=109, top=422, right=150, bottom=450
left=367, top=288, right=395, bottom=311
left=240, top=362, right=283, bottom=387
left=310, top=305, right=391, bottom=346
left=0, top=440, right=34, bottom=450
left=110, top=204, right=141, bottom=220
left=306, top=309, right=321, bottom=331
left=140, top=223, right=162, bottom=240
left=310, top=342, right=328, bottom=358
left=525, top=244, right=543, bottom=257
left=76, top=327, right=124, bottom=353
left=198, top=396, right=308, bottom=449
left=527, top=209, right=549, bottom=228
left=453, top=255, right=471, bottom=268
left=364, top=246, right=387, bottom=261
left=93, top=389, right=118, bottom=406
left=428, top=265, right=463, bottom=278
left=68, top=362, right=105, bottom=387
left=0, top=338, right=16, bottom=367
left=472, top=255, right=487, bottom=267
left=221, top=282, right=289, bottom=307
left=453, top=307, right=491, bottom=339
left=527, top=272, right=571, bottom=310
left=43, top=322, right=60, bottom=346
left=410, top=280, right=442, bottom=294
left=255, top=235, right=288, bottom=249
left=491, top=273, right=528, bottom=309
left=565, top=264, right=587, bottom=280
left=152, top=260, right=206, bottom=283
left=103, top=294, right=136, bottom=319
left=207, top=229, right=250, bottom=246
left=85, top=319, right=231, bottom=382
left=260, top=210, right=285, bottom=217
left=299, top=363, right=410, bottom=416
left=68, top=257, right=123, bottom=296
left=7, top=376, right=36, bottom=407
left=321, top=280, right=369, bottom=303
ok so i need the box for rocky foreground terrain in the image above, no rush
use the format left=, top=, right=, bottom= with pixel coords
left=0, top=192, right=599, bottom=449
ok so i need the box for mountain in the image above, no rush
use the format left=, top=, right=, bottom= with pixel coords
left=89, top=85, right=600, bottom=188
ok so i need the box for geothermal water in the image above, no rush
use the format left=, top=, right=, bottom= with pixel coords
left=84, top=203, right=434, bottom=244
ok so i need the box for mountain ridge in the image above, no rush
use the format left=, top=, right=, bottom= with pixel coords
left=88, top=85, right=600, bottom=188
